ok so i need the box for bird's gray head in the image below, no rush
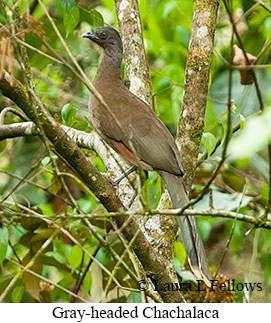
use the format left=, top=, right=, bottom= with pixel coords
left=82, top=27, right=123, bottom=54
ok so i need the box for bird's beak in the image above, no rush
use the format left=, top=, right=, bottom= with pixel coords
left=82, top=31, right=104, bottom=47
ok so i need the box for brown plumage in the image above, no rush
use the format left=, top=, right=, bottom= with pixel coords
left=83, top=27, right=211, bottom=286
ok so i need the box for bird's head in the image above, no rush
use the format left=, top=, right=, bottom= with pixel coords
left=82, top=27, right=123, bottom=53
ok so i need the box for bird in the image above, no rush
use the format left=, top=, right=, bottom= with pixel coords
left=82, top=26, right=211, bottom=286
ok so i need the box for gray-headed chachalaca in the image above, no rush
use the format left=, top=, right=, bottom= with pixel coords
left=82, top=27, right=211, bottom=286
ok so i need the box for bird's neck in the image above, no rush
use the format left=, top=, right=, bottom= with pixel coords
left=94, top=51, right=122, bottom=85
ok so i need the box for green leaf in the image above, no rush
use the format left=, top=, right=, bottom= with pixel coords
left=204, top=102, right=217, bottom=134
left=239, top=114, right=245, bottom=131
left=89, top=9, right=104, bottom=27
left=176, top=25, right=190, bottom=47
left=51, top=276, right=74, bottom=301
left=174, top=241, right=186, bottom=266
left=41, top=156, right=51, bottom=166
left=19, top=0, right=26, bottom=15
left=174, top=257, right=197, bottom=284
left=261, top=184, right=269, bottom=201
left=91, top=154, right=106, bottom=173
left=195, top=190, right=252, bottom=212
left=229, top=107, right=271, bottom=160
left=41, top=255, right=71, bottom=272
left=127, top=292, right=142, bottom=303
left=177, top=270, right=197, bottom=284
left=68, top=245, right=83, bottom=271
left=208, top=72, right=212, bottom=88
left=63, top=6, right=80, bottom=37
left=80, top=8, right=104, bottom=28
left=61, top=102, right=77, bottom=126
left=0, top=227, right=8, bottom=269
left=11, top=286, right=25, bottom=303
left=198, top=220, right=212, bottom=241
left=163, top=2, right=176, bottom=18
left=22, top=253, right=43, bottom=301
left=21, top=217, right=44, bottom=232
left=96, top=247, right=111, bottom=264
left=219, top=119, right=233, bottom=148
left=60, top=0, right=75, bottom=12
left=83, top=271, right=92, bottom=295
left=201, top=132, right=217, bottom=157
left=230, top=221, right=244, bottom=252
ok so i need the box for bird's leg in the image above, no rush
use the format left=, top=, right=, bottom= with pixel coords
left=110, top=165, right=136, bottom=185
left=125, top=190, right=137, bottom=209
left=124, top=169, right=148, bottom=208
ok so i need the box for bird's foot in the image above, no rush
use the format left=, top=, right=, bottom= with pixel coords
left=125, top=190, right=137, bottom=209
left=109, top=166, right=136, bottom=186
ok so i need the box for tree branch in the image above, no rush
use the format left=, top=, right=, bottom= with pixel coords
left=177, top=0, right=219, bottom=189
left=114, top=0, right=153, bottom=107
left=2, top=206, right=270, bottom=230
left=0, top=72, right=122, bottom=210
left=115, top=0, right=183, bottom=301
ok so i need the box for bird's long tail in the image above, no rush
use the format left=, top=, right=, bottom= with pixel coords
left=159, top=171, right=211, bottom=287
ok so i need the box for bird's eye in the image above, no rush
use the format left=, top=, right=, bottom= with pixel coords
left=100, top=31, right=107, bottom=39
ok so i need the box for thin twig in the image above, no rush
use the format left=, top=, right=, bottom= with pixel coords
left=3, top=201, right=126, bottom=290
left=0, top=169, right=72, bottom=207
left=0, top=107, right=28, bottom=124
left=0, top=229, right=59, bottom=302
left=215, top=182, right=248, bottom=276
left=71, top=242, right=101, bottom=302
left=248, top=228, right=260, bottom=286
left=223, top=1, right=271, bottom=221
left=7, top=257, right=89, bottom=303
left=2, top=202, right=271, bottom=230
left=223, top=0, right=264, bottom=110
left=256, top=0, right=271, bottom=15
left=14, top=36, right=64, bottom=65
left=0, top=157, right=43, bottom=203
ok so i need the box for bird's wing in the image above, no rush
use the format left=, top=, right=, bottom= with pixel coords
left=98, top=86, right=184, bottom=175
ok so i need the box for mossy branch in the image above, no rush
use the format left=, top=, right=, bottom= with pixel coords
left=177, top=0, right=219, bottom=189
